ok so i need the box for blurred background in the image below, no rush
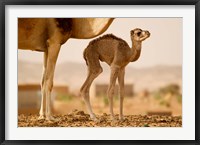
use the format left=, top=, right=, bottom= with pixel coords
left=18, top=18, right=182, bottom=116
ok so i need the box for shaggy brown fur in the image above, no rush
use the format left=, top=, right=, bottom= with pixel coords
left=88, top=34, right=129, bottom=46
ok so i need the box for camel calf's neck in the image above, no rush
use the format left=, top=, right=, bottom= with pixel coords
left=80, top=28, right=150, bottom=121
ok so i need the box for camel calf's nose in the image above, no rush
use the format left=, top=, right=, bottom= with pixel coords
left=146, top=31, right=150, bottom=36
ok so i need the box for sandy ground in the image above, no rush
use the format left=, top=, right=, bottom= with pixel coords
left=18, top=88, right=182, bottom=127
left=18, top=110, right=182, bottom=127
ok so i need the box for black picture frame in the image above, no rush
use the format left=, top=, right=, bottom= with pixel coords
left=0, top=0, right=200, bottom=145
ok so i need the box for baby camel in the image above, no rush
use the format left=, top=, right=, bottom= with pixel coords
left=80, top=28, right=150, bottom=121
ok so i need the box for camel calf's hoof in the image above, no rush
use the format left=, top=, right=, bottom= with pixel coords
left=46, top=115, right=59, bottom=122
left=93, top=118, right=101, bottom=123
left=90, top=114, right=99, bottom=122
left=110, top=116, right=117, bottom=121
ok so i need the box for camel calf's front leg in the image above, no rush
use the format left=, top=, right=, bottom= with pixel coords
left=107, top=66, right=119, bottom=120
left=118, top=68, right=125, bottom=120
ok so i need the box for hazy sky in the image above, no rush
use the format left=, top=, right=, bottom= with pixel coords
left=18, top=18, right=182, bottom=68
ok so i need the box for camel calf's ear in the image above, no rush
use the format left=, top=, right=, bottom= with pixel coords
left=130, top=30, right=134, bottom=36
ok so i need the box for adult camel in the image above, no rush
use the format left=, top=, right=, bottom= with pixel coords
left=18, top=18, right=114, bottom=120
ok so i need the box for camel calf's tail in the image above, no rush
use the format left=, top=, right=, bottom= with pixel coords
left=83, top=49, right=88, bottom=65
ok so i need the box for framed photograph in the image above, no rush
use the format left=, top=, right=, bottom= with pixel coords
left=1, top=0, right=200, bottom=144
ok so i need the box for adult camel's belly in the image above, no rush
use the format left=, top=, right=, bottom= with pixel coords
left=71, top=18, right=114, bottom=39
left=18, top=18, right=114, bottom=51
left=18, top=18, right=48, bottom=52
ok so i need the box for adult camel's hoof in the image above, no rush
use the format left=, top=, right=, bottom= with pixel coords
left=38, top=115, right=45, bottom=120
left=119, top=116, right=124, bottom=121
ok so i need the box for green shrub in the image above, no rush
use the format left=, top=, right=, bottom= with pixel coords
left=103, top=95, right=109, bottom=106
left=154, top=92, right=162, bottom=100
left=177, top=95, right=182, bottom=104
left=57, top=94, right=74, bottom=102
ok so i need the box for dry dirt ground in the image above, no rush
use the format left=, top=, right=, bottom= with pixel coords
left=18, top=110, right=182, bottom=127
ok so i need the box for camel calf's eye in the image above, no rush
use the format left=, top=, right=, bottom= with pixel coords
left=137, top=32, right=141, bottom=36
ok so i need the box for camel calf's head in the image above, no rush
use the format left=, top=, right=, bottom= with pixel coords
left=131, top=28, right=150, bottom=42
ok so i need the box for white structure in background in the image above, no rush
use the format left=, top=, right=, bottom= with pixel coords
left=90, top=83, right=134, bottom=98
left=18, top=84, right=69, bottom=114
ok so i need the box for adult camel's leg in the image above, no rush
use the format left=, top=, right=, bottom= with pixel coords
left=38, top=51, right=48, bottom=120
left=43, top=40, right=61, bottom=121
left=118, top=68, right=125, bottom=120
left=107, top=65, right=119, bottom=120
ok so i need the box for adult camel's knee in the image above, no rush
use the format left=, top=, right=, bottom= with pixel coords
left=43, top=79, right=53, bottom=92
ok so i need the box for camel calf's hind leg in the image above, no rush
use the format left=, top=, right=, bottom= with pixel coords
left=80, top=54, right=102, bottom=120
